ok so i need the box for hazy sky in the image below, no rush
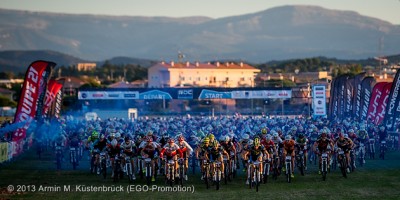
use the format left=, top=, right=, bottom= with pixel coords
left=1, top=0, right=399, bottom=24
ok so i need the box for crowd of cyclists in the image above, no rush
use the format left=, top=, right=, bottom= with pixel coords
left=31, top=114, right=399, bottom=187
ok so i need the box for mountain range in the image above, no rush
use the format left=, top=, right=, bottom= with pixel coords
left=0, top=5, right=399, bottom=64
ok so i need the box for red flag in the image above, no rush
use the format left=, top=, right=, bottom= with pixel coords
left=375, top=83, right=392, bottom=125
left=366, top=82, right=387, bottom=122
left=12, top=61, right=56, bottom=142
left=43, top=80, right=63, bottom=115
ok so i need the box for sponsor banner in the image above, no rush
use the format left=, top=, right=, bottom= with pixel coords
left=367, top=82, right=388, bottom=123
left=344, top=78, right=354, bottom=118
left=231, top=90, right=292, bottom=99
left=312, top=85, right=326, bottom=117
left=353, top=73, right=366, bottom=118
left=139, top=90, right=172, bottom=99
left=375, top=83, right=392, bottom=125
left=360, top=77, right=375, bottom=122
left=12, top=61, right=55, bottom=143
left=337, top=75, right=349, bottom=119
left=78, top=91, right=139, bottom=100
left=43, top=80, right=63, bottom=115
left=199, top=89, right=232, bottom=99
left=328, top=78, right=337, bottom=119
left=177, top=89, right=193, bottom=99
left=54, top=90, right=63, bottom=118
left=384, top=69, right=400, bottom=130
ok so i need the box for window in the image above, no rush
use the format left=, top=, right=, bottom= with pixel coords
left=197, top=77, right=201, bottom=81
left=240, top=77, right=245, bottom=81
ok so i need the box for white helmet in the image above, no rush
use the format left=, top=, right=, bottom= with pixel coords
left=285, top=135, right=291, bottom=141
left=111, top=139, right=118, bottom=148
left=242, top=134, right=250, bottom=140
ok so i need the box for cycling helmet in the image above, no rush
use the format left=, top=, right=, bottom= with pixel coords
left=147, top=131, right=153, bottom=136
left=265, top=134, right=272, bottom=140
left=242, top=134, right=250, bottom=140
left=115, top=132, right=121, bottom=138
left=92, top=131, right=99, bottom=138
left=110, top=132, right=115, bottom=138
left=254, top=137, right=261, bottom=147
left=348, top=129, right=354, bottom=133
left=212, top=140, right=219, bottom=147
left=203, top=137, right=210, bottom=144
left=285, top=135, right=291, bottom=141
left=124, top=136, right=130, bottom=141
left=320, top=132, right=327, bottom=138
left=111, top=139, right=118, bottom=148
left=208, top=133, right=215, bottom=140
left=344, top=134, right=349, bottom=138
left=168, top=138, right=175, bottom=143
left=298, top=133, right=304, bottom=138
left=178, top=135, right=185, bottom=141
left=219, top=136, right=225, bottom=142
left=224, top=136, right=230, bottom=142
left=379, top=126, right=385, bottom=131
left=100, top=134, right=105, bottom=139
left=146, top=136, right=153, bottom=142
left=261, top=128, right=267, bottom=135
left=272, top=132, right=279, bottom=138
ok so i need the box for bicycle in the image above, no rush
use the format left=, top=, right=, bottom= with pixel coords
left=284, top=155, right=292, bottom=183
left=90, top=149, right=100, bottom=174
left=272, top=154, right=280, bottom=181
left=263, top=157, right=271, bottom=184
left=321, top=151, right=329, bottom=181
left=248, top=160, right=261, bottom=192
left=144, top=158, right=153, bottom=186
left=124, top=155, right=135, bottom=183
left=212, top=160, right=222, bottom=190
left=178, top=158, right=185, bottom=186
left=99, top=151, right=107, bottom=179
left=356, top=142, right=366, bottom=167
left=229, top=152, right=237, bottom=180
left=368, top=139, right=375, bottom=159
left=55, top=145, right=63, bottom=170
left=349, top=149, right=356, bottom=172
left=296, top=150, right=305, bottom=176
left=337, top=149, right=347, bottom=178
left=70, top=147, right=78, bottom=170
left=113, top=154, right=124, bottom=182
left=201, top=159, right=211, bottom=189
left=379, top=140, right=386, bottom=160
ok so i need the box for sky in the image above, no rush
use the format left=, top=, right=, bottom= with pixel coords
left=1, top=0, right=399, bottom=24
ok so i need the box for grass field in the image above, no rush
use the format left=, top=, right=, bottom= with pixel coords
left=1, top=148, right=400, bottom=200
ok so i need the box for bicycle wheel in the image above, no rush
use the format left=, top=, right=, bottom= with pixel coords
left=255, top=167, right=259, bottom=192
left=340, top=159, right=347, bottom=178
left=286, top=163, right=291, bottom=183
left=146, top=164, right=152, bottom=186
left=322, top=161, right=327, bottom=181
left=216, top=169, right=220, bottom=190
left=101, top=160, right=107, bottom=179
left=299, top=157, right=305, bottom=176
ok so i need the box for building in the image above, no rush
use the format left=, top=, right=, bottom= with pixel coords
left=76, top=63, right=97, bottom=71
left=0, top=88, right=15, bottom=101
left=148, top=61, right=260, bottom=88
left=57, top=77, right=86, bottom=96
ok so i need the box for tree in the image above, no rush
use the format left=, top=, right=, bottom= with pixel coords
left=0, top=95, right=17, bottom=107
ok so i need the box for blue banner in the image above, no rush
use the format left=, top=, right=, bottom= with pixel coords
left=198, top=89, right=232, bottom=99
left=139, top=90, right=172, bottom=99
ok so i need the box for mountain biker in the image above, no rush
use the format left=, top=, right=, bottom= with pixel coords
left=207, top=139, right=228, bottom=180
left=121, top=135, right=136, bottom=180
left=196, top=137, right=211, bottom=180
left=140, top=136, right=160, bottom=182
left=282, top=135, right=296, bottom=178
left=242, top=137, right=268, bottom=185
left=336, top=132, right=354, bottom=173
left=107, top=138, right=122, bottom=178
left=160, top=138, right=184, bottom=179
left=239, top=133, right=251, bottom=172
left=313, top=131, right=334, bottom=175
left=220, top=135, right=237, bottom=170
left=295, top=133, right=308, bottom=170
left=177, top=135, right=193, bottom=181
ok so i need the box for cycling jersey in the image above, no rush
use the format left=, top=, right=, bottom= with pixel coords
left=336, top=138, right=353, bottom=152
left=315, top=138, right=332, bottom=152
left=248, top=145, right=265, bottom=161
left=208, top=146, right=224, bottom=162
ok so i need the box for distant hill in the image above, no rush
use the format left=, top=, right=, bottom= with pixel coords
left=0, top=50, right=88, bottom=73
left=0, top=50, right=157, bottom=74
left=0, top=5, right=399, bottom=62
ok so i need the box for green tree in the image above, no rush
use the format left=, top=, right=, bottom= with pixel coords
left=0, top=95, right=17, bottom=107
